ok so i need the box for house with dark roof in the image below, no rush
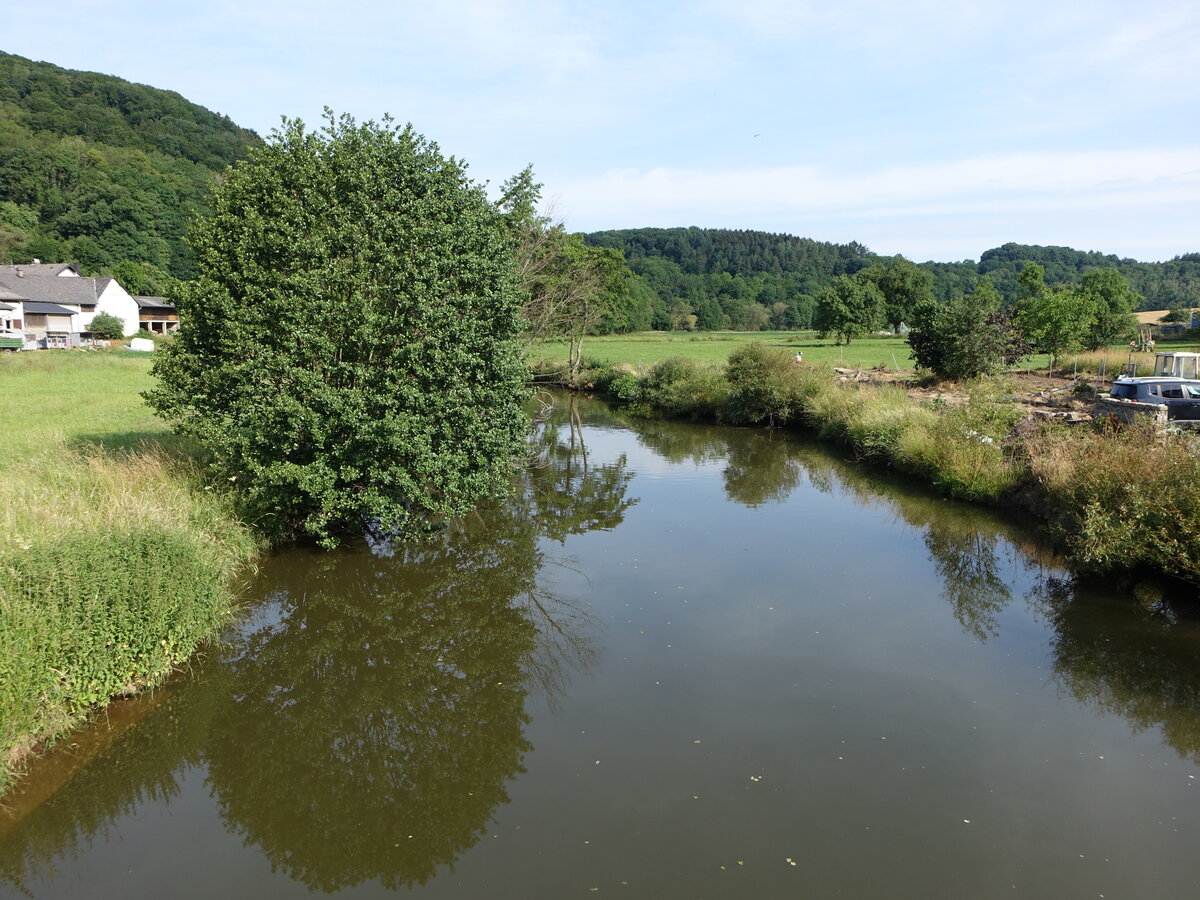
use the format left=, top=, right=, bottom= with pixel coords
left=0, top=269, right=139, bottom=346
left=0, top=261, right=82, bottom=279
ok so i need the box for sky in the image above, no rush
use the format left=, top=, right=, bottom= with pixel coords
left=7, top=0, right=1200, bottom=262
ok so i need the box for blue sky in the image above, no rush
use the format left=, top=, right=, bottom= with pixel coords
left=8, top=0, right=1199, bottom=261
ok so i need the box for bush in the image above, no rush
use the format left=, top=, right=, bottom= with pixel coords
left=722, top=342, right=806, bottom=425
left=88, top=312, right=125, bottom=340
left=1024, top=420, right=1200, bottom=579
left=907, top=284, right=1028, bottom=380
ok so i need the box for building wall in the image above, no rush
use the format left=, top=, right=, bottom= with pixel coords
left=86, top=281, right=140, bottom=336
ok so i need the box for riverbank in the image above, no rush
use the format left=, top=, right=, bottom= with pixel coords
left=0, top=352, right=259, bottom=795
left=533, top=345, right=1200, bottom=586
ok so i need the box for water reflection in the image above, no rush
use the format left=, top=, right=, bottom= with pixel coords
left=1033, top=574, right=1200, bottom=762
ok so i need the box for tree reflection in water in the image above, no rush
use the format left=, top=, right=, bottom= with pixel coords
left=6, top=395, right=1200, bottom=894
left=1032, top=573, right=1200, bottom=762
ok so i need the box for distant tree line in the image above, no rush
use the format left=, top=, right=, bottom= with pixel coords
left=585, top=229, right=1200, bottom=336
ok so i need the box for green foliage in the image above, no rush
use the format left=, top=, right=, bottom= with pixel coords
left=907, top=280, right=1029, bottom=379
left=813, top=274, right=885, bottom=344
left=1026, top=421, right=1200, bottom=581
left=1016, top=284, right=1095, bottom=365
left=639, top=356, right=729, bottom=417
left=1078, top=268, right=1140, bottom=349
left=722, top=342, right=806, bottom=425
left=146, top=112, right=530, bottom=546
left=586, top=227, right=866, bottom=333
left=1, top=529, right=242, bottom=766
left=587, top=231, right=1200, bottom=330
left=501, top=169, right=639, bottom=373
left=88, top=311, right=124, bottom=339
left=0, top=51, right=258, bottom=170
left=856, top=258, right=934, bottom=329
left=0, top=352, right=258, bottom=795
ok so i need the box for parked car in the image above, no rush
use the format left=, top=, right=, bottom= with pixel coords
left=1107, top=378, right=1200, bottom=420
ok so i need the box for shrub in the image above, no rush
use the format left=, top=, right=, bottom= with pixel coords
left=906, top=284, right=1028, bottom=380
left=1024, top=420, right=1200, bottom=579
left=146, top=113, right=529, bottom=547
left=722, top=342, right=806, bottom=425
left=88, top=312, right=125, bottom=340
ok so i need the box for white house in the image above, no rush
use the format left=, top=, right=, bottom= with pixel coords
left=0, top=270, right=141, bottom=343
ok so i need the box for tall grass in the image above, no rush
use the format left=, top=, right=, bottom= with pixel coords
left=1024, top=419, right=1200, bottom=581
left=0, top=352, right=258, bottom=793
left=555, top=344, right=1019, bottom=502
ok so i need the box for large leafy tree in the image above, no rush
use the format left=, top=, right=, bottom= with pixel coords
left=813, top=274, right=885, bottom=345
left=1078, top=268, right=1140, bottom=350
left=858, top=258, right=935, bottom=330
left=1016, top=284, right=1095, bottom=369
left=147, top=112, right=529, bottom=546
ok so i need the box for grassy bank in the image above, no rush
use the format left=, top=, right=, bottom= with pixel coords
left=0, top=352, right=259, bottom=794
left=537, top=344, right=1200, bottom=585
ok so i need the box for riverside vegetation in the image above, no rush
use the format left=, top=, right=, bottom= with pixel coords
left=0, top=352, right=258, bottom=795
left=533, top=342, right=1200, bottom=586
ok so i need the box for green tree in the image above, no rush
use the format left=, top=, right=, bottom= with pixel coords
left=499, top=168, right=634, bottom=376
left=87, top=311, right=124, bottom=339
left=1016, top=284, right=1094, bottom=369
left=1078, top=269, right=1140, bottom=349
left=813, top=274, right=884, bottom=345
left=858, top=259, right=934, bottom=330
left=907, top=280, right=1028, bottom=379
left=1017, top=262, right=1046, bottom=301
left=146, top=112, right=530, bottom=546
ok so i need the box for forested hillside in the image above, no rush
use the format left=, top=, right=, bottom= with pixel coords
left=0, top=51, right=260, bottom=290
left=587, top=227, right=874, bottom=330
left=588, top=229, right=1200, bottom=330
left=2, top=49, right=1195, bottom=323
left=932, top=243, right=1200, bottom=310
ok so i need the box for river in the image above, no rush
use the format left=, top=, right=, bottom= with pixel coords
left=2, top=393, right=1200, bottom=898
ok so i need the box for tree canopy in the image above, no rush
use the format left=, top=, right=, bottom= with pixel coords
left=146, top=112, right=529, bottom=546
left=813, top=274, right=885, bottom=344
left=907, top=280, right=1028, bottom=379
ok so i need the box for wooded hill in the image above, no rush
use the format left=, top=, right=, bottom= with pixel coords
left=587, top=228, right=1200, bottom=331
left=0, top=51, right=261, bottom=291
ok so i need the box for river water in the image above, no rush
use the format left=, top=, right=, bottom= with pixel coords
left=3, top=394, right=1200, bottom=898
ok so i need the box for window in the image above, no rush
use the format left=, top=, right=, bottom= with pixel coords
left=25, top=313, right=46, bottom=327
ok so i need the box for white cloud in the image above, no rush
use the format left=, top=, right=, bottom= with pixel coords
left=556, top=149, right=1200, bottom=260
